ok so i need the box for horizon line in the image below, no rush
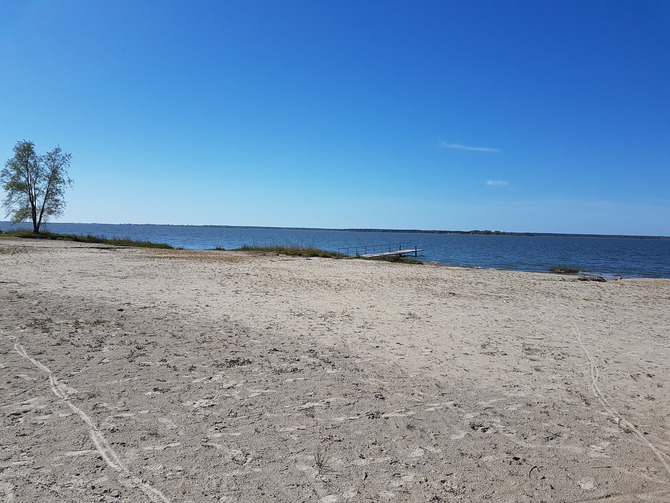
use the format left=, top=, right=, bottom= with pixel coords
left=2, top=220, right=667, bottom=239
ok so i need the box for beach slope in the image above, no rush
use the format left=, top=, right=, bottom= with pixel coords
left=2, top=239, right=669, bottom=502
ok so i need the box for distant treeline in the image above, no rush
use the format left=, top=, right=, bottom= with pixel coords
left=341, top=229, right=669, bottom=239
left=4, top=222, right=665, bottom=240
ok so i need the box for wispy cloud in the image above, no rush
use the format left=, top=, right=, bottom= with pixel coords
left=439, top=141, right=501, bottom=153
left=486, top=180, right=509, bottom=186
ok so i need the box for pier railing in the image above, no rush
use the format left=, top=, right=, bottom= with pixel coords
left=337, top=243, right=417, bottom=257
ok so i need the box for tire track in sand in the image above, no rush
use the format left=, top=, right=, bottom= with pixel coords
left=14, top=341, right=172, bottom=503
left=571, top=324, right=670, bottom=481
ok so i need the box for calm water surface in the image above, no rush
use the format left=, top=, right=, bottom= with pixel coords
left=2, top=222, right=669, bottom=278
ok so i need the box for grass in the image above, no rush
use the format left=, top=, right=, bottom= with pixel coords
left=1, top=230, right=174, bottom=249
left=232, top=245, right=346, bottom=258
left=231, top=244, right=423, bottom=263
left=314, top=449, right=330, bottom=474
left=360, top=255, right=423, bottom=264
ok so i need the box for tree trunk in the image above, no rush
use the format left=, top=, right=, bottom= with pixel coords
left=32, top=207, right=40, bottom=233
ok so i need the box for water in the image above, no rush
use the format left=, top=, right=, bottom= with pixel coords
left=2, top=221, right=669, bottom=278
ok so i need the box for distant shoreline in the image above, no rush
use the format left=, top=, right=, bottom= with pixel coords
left=3, top=221, right=667, bottom=240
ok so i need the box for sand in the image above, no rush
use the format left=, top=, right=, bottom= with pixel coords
left=1, top=238, right=669, bottom=502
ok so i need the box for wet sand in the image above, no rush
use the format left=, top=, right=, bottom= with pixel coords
left=2, top=238, right=669, bottom=502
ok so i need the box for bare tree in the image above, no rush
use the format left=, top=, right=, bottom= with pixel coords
left=1, top=140, right=73, bottom=233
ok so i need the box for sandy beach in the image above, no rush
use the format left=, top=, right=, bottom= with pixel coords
left=1, top=238, right=669, bottom=502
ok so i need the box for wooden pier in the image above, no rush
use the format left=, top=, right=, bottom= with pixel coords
left=359, top=247, right=423, bottom=258
left=337, top=244, right=424, bottom=258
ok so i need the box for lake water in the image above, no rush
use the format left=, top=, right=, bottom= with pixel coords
left=2, top=221, right=669, bottom=278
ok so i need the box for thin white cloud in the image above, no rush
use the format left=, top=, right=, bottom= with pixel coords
left=439, top=141, right=501, bottom=153
left=486, top=180, right=509, bottom=186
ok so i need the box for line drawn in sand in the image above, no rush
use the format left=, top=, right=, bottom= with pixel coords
left=13, top=341, right=172, bottom=503
left=571, top=323, right=670, bottom=481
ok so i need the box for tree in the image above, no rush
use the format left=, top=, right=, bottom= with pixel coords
left=1, top=140, right=73, bottom=233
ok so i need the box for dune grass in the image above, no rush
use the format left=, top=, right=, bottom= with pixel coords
left=360, top=255, right=423, bottom=264
left=0, top=230, right=174, bottom=249
left=232, top=245, right=346, bottom=258
left=232, top=244, right=422, bottom=263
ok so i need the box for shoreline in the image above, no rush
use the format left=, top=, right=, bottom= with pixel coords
left=3, top=225, right=669, bottom=279
left=3, top=231, right=669, bottom=280
left=2, top=239, right=669, bottom=502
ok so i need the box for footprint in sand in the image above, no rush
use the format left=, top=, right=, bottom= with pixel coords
left=157, top=417, right=178, bottom=429
left=579, top=478, right=595, bottom=490
left=0, top=482, right=15, bottom=502
left=408, top=447, right=425, bottom=458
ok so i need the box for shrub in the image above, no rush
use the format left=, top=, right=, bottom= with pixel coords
left=233, top=245, right=345, bottom=258
left=549, top=266, right=582, bottom=274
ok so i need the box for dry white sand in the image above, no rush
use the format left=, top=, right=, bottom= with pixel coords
left=1, top=238, right=669, bottom=502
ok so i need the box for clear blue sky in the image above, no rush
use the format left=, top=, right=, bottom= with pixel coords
left=2, top=0, right=669, bottom=235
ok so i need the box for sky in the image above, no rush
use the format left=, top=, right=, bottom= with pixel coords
left=1, top=0, right=669, bottom=236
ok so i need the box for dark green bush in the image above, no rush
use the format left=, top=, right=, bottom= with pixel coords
left=2, top=230, right=173, bottom=249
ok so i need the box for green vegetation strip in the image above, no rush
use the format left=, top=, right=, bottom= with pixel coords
left=231, top=245, right=421, bottom=263
left=360, top=255, right=423, bottom=264
left=231, top=245, right=346, bottom=258
left=0, top=230, right=173, bottom=249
